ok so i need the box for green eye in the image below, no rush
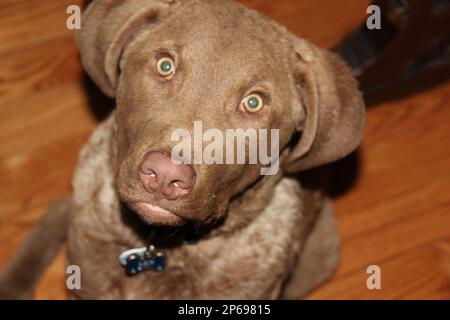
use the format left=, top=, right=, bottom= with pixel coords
left=242, top=93, right=264, bottom=113
left=156, top=57, right=175, bottom=77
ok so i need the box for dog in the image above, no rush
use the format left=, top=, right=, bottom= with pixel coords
left=0, top=0, right=365, bottom=299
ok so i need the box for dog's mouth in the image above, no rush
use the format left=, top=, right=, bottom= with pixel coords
left=132, top=201, right=186, bottom=226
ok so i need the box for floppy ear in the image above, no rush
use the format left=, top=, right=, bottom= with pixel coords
left=283, top=38, right=365, bottom=172
left=76, top=0, right=178, bottom=97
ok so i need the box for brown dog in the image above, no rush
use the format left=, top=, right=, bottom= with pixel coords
left=0, top=0, right=365, bottom=299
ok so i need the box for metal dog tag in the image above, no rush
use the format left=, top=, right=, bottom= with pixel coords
left=119, top=245, right=166, bottom=275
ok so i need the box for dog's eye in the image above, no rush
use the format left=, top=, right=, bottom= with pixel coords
left=156, top=57, right=175, bottom=78
left=242, top=93, right=264, bottom=113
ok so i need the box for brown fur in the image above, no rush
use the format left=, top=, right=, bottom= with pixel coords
left=0, top=0, right=365, bottom=299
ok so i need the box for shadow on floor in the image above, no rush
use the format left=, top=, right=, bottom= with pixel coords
left=82, top=74, right=115, bottom=121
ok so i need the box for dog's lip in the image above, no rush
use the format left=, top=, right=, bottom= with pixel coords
left=134, top=201, right=183, bottom=222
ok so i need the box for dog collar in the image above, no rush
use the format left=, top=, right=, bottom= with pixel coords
left=119, top=227, right=198, bottom=276
left=119, top=245, right=166, bottom=276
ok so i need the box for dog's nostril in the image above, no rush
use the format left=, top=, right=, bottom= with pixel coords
left=170, top=179, right=192, bottom=190
left=172, top=181, right=181, bottom=188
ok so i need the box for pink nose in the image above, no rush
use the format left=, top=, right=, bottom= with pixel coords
left=139, top=151, right=195, bottom=200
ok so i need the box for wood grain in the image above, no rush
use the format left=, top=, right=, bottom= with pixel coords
left=0, top=0, right=449, bottom=299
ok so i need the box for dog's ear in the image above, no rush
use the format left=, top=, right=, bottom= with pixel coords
left=76, top=0, right=178, bottom=97
left=283, top=38, right=365, bottom=172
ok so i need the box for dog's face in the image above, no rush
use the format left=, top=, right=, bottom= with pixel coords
left=77, top=0, right=365, bottom=226
left=114, top=1, right=299, bottom=225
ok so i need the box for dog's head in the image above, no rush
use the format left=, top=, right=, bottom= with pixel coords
left=77, top=0, right=365, bottom=226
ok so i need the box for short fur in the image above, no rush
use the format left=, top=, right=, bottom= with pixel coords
left=0, top=0, right=365, bottom=299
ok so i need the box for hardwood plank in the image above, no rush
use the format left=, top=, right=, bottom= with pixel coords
left=308, top=240, right=450, bottom=299
left=0, top=82, right=96, bottom=217
left=0, top=36, right=82, bottom=102
left=0, top=82, right=94, bottom=159
left=241, top=0, right=370, bottom=47
left=0, top=0, right=82, bottom=54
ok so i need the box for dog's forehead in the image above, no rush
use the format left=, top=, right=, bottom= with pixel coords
left=167, top=2, right=289, bottom=74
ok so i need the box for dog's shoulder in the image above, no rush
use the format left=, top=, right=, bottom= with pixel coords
left=69, top=112, right=124, bottom=239
left=72, top=113, right=116, bottom=204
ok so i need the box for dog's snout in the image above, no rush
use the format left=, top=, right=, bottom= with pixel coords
left=139, top=151, right=195, bottom=200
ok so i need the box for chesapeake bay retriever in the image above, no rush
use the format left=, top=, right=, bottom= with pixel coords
left=0, top=0, right=365, bottom=299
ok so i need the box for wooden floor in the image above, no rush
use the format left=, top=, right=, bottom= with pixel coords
left=1, top=0, right=449, bottom=299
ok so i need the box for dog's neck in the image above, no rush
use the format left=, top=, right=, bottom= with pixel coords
left=208, top=171, right=285, bottom=237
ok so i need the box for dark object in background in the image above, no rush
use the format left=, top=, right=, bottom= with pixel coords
left=336, top=0, right=450, bottom=105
